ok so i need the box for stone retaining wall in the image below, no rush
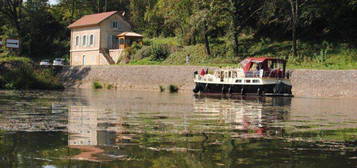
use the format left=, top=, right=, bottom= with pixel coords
left=59, top=65, right=357, bottom=97
left=290, top=69, right=357, bottom=97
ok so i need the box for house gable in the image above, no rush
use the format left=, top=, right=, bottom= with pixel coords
left=68, top=11, right=118, bottom=29
left=99, top=14, right=131, bottom=49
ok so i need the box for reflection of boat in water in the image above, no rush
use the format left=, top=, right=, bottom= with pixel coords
left=193, top=57, right=293, bottom=96
left=193, top=96, right=291, bottom=137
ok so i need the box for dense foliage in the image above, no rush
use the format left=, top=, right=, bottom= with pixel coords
left=0, top=0, right=356, bottom=67
left=0, top=57, right=64, bottom=90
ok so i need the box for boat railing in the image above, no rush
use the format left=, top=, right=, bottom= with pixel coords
left=245, top=69, right=287, bottom=79
left=244, top=70, right=264, bottom=78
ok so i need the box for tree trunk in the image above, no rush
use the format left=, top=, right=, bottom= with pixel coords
left=97, top=0, right=100, bottom=13
left=289, top=0, right=299, bottom=59
left=71, top=0, right=75, bottom=21
left=204, top=24, right=211, bottom=56
left=229, top=0, right=240, bottom=58
left=104, top=0, right=107, bottom=12
left=232, top=27, right=239, bottom=58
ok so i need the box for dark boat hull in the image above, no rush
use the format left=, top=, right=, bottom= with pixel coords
left=193, top=82, right=292, bottom=96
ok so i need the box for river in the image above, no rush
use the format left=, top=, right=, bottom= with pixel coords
left=1, top=90, right=357, bottom=167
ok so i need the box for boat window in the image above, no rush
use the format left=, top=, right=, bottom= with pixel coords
left=250, top=63, right=258, bottom=71
left=232, top=72, right=237, bottom=78
left=236, top=79, right=242, bottom=83
left=253, top=80, right=260, bottom=83
left=229, top=71, right=232, bottom=78
left=246, top=80, right=251, bottom=83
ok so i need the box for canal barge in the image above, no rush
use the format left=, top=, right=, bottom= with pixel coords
left=193, top=57, right=292, bottom=96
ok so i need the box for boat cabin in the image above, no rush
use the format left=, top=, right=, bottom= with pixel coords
left=209, top=57, right=287, bottom=80
left=240, top=57, right=287, bottom=78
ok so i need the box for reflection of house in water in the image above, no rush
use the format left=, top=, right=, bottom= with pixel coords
left=68, top=106, right=99, bottom=146
left=193, top=96, right=291, bottom=137
left=68, top=104, right=127, bottom=161
left=68, top=106, right=126, bottom=146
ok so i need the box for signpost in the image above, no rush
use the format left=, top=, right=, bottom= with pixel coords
left=6, top=39, right=20, bottom=48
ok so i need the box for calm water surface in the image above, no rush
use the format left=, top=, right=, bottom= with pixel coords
left=1, top=90, right=357, bottom=168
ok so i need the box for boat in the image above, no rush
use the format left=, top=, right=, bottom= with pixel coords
left=193, top=57, right=293, bottom=96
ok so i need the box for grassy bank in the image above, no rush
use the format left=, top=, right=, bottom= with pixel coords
left=0, top=57, right=64, bottom=90
left=126, top=37, right=357, bottom=69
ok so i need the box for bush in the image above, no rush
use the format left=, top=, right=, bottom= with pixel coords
left=107, top=84, right=114, bottom=89
left=146, top=37, right=181, bottom=46
left=151, top=44, right=170, bottom=61
left=164, top=44, right=209, bottom=64
left=159, top=85, right=165, bottom=92
left=168, top=84, right=179, bottom=93
left=93, top=81, right=103, bottom=89
left=0, top=58, right=64, bottom=90
left=132, top=46, right=152, bottom=61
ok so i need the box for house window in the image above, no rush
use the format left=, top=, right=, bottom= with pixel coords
left=112, top=21, right=118, bottom=29
left=82, top=35, right=86, bottom=47
left=89, top=34, right=94, bottom=46
left=75, top=36, right=79, bottom=46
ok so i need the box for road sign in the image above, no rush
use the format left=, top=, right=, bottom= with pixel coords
left=6, top=39, right=20, bottom=48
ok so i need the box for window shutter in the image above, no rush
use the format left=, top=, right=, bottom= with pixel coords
left=93, top=34, right=96, bottom=47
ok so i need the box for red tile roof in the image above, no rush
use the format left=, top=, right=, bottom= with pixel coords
left=68, top=11, right=118, bottom=29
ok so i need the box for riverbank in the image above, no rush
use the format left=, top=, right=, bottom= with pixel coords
left=0, top=57, right=64, bottom=90
left=59, top=65, right=357, bottom=97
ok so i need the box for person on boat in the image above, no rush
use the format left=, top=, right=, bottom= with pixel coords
left=200, top=68, right=206, bottom=76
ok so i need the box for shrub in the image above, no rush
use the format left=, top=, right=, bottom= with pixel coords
left=159, top=85, right=165, bottom=92
left=164, top=44, right=209, bottom=64
left=132, top=46, right=152, bottom=61
left=107, top=84, right=114, bottom=90
left=147, top=37, right=181, bottom=46
left=168, top=84, right=179, bottom=93
left=151, top=44, right=170, bottom=61
left=0, top=59, right=64, bottom=90
left=93, top=81, right=103, bottom=89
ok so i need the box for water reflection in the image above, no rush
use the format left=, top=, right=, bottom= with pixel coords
left=193, top=96, right=290, bottom=138
left=64, top=92, right=293, bottom=162
left=1, top=90, right=357, bottom=167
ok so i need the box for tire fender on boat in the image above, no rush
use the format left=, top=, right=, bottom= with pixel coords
left=193, top=84, right=200, bottom=93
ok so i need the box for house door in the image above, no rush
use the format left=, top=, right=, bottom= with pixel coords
left=82, top=55, right=86, bottom=65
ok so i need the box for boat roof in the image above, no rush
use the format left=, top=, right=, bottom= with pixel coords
left=241, top=57, right=286, bottom=63
left=240, top=57, right=286, bottom=72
